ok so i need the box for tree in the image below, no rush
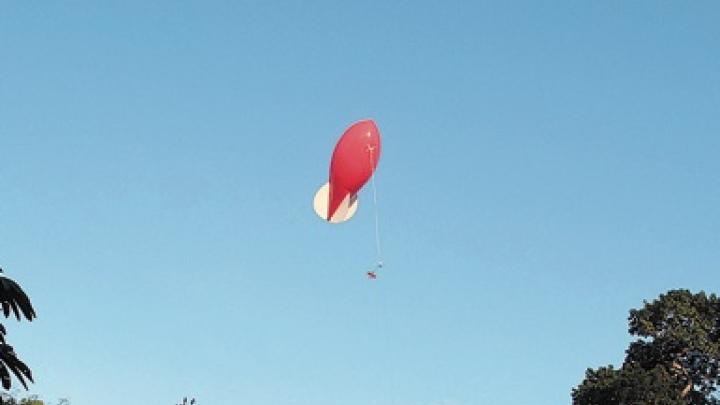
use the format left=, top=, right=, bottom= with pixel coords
left=19, top=397, right=43, bottom=405
left=0, top=393, right=69, bottom=405
left=573, top=289, right=720, bottom=404
left=0, top=267, right=36, bottom=404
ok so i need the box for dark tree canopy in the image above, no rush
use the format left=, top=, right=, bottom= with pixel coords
left=0, top=267, right=36, bottom=403
left=573, top=290, right=720, bottom=404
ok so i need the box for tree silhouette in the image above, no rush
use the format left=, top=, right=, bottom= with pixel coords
left=0, top=267, right=36, bottom=403
left=573, top=289, right=720, bottom=404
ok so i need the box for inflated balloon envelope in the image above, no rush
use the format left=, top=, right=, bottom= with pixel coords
left=313, top=119, right=381, bottom=223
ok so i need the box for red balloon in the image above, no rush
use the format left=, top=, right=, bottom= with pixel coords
left=327, top=120, right=382, bottom=221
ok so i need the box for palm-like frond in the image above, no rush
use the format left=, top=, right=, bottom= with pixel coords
left=0, top=268, right=36, bottom=394
left=0, top=343, right=33, bottom=390
left=0, top=275, right=35, bottom=321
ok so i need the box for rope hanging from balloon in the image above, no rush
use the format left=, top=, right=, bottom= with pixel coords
left=368, top=145, right=384, bottom=277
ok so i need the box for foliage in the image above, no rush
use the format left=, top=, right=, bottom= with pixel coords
left=573, top=289, right=720, bottom=404
left=0, top=267, right=36, bottom=404
left=0, top=392, right=69, bottom=405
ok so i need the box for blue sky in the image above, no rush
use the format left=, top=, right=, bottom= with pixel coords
left=1, top=1, right=719, bottom=404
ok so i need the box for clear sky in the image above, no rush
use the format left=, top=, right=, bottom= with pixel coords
left=1, top=1, right=719, bottom=404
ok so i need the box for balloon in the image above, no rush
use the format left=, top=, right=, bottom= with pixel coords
left=313, top=119, right=381, bottom=223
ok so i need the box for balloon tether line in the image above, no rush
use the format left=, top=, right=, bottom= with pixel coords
left=368, top=145, right=383, bottom=275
